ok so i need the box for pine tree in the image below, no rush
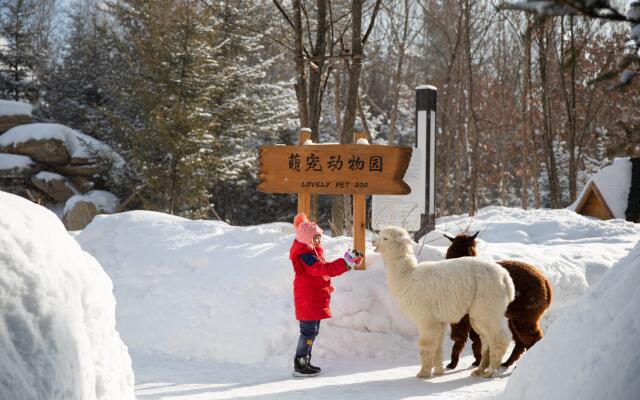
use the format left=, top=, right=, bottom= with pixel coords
left=0, top=0, right=40, bottom=100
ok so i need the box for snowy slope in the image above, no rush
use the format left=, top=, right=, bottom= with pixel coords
left=501, top=240, right=640, bottom=400
left=0, top=192, right=134, bottom=400
left=73, top=206, right=640, bottom=399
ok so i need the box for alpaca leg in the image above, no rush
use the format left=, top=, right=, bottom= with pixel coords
left=432, top=323, right=446, bottom=376
left=471, top=339, right=491, bottom=377
left=469, top=327, right=482, bottom=367
left=417, top=333, right=434, bottom=378
left=447, top=315, right=471, bottom=369
left=481, top=330, right=511, bottom=378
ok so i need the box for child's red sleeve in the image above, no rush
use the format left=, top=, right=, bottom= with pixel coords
left=299, top=253, right=349, bottom=277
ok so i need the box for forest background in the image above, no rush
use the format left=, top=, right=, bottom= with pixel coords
left=1, top=0, right=638, bottom=232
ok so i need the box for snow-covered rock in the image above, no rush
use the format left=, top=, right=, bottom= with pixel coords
left=0, top=99, right=32, bottom=117
left=30, top=171, right=78, bottom=202
left=0, top=153, right=38, bottom=178
left=0, top=100, right=32, bottom=134
left=63, top=190, right=120, bottom=230
left=0, top=133, right=70, bottom=164
left=0, top=191, right=134, bottom=400
left=500, top=240, right=640, bottom=400
left=0, top=123, right=125, bottom=168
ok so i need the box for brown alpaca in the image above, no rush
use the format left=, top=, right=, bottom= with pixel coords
left=444, top=232, right=552, bottom=369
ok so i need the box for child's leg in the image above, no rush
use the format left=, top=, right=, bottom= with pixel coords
left=295, top=320, right=320, bottom=358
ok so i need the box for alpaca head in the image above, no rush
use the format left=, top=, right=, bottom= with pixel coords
left=444, top=232, right=479, bottom=259
left=373, top=226, right=414, bottom=257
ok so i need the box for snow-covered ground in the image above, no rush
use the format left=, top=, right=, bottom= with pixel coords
left=71, top=206, right=640, bottom=399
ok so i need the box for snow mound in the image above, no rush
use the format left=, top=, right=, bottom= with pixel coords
left=75, top=211, right=421, bottom=367
left=74, top=207, right=639, bottom=369
left=0, top=123, right=125, bottom=167
left=500, top=240, right=640, bottom=400
left=0, top=192, right=135, bottom=400
left=0, top=99, right=32, bottom=116
left=64, top=190, right=120, bottom=215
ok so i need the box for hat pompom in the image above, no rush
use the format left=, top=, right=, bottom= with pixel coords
left=293, top=213, right=308, bottom=228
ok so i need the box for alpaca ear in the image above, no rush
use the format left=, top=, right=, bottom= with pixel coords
left=470, top=231, right=479, bottom=240
left=444, top=233, right=455, bottom=242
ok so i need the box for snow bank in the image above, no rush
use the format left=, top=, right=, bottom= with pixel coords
left=74, top=206, right=640, bottom=369
left=64, top=190, right=120, bottom=215
left=500, top=240, right=640, bottom=400
left=568, top=157, right=632, bottom=219
left=0, top=123, right=125, bottom=167
left=0, top=192, right=135, bottom=400
left=75, top=211, right=421, bottom=367
left=0, top=99, right=32, bottom=116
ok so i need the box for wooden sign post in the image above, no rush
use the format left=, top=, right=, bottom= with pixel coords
left=258, top=129, right=412, bottom=269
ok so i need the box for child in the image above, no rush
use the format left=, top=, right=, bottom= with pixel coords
left=290, top=213, right=362, bottom=377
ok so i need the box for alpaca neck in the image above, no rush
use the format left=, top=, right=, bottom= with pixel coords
left=383, top=252, right=417, bottom=285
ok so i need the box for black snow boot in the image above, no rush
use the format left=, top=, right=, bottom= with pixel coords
left=293, top=356, right=319, bottom=377
left=308, top=356, right=321, bottom=373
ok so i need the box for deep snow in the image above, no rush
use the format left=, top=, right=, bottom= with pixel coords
left=0, top=192, right=134, bottom=400
left=72, top=205, right=640, bottom=399
left=501, top=239, right=640, bottom=400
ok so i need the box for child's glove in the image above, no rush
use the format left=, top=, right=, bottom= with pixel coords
left=343, top=248, right=363, bottom=270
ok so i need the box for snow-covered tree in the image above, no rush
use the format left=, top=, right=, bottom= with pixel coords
left=0, top=0, right=43, bottom=100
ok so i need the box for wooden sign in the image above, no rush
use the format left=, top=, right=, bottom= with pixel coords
left=258, top=144, right=412, bottom=195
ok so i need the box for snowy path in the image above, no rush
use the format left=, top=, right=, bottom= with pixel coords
left=133, top=353, right=508, bottom=400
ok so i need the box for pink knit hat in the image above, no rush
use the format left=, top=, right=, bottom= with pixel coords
left=293, top=213, right=323, bottom=249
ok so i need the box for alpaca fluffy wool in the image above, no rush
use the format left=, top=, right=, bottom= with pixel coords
left=374, top=226, right=515, bottom=379
left=445, top=233, right=552, bottom=369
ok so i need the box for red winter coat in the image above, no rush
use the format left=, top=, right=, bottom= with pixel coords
left=290, top=239, right=349, bottom=321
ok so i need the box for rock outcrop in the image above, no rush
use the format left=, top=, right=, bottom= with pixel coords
left=0, top=105, right=122, bottom=230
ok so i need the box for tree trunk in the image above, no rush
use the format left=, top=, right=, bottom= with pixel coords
left=307, top=0, right=328, bottom=141
left=341, top=0, right=363, bottom=143
left=538, top=17, right=561, bottom=208
left=387, top=0, right=410, bottom=144
left=292, top=0, right=309, bottom=128
left=464, top=0, right=480, bottom=216
left=521, top=17, right=532, bottom=209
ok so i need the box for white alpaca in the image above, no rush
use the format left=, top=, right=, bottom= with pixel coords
left=373, top=226, right=515, bottom=378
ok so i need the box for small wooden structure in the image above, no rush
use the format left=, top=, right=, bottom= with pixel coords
left=573, top=157, right=640, bottom=222
left=258, top=129, right=412, bottom=268
left=573, top=181, right=615, bottom=220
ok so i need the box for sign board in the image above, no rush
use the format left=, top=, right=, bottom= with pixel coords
left=258, top=144, right=412, bottom=195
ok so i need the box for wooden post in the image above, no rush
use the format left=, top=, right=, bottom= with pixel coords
left=298, top=129, right=312, bottom=217
left=353, top=131, right=368, bottom=269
